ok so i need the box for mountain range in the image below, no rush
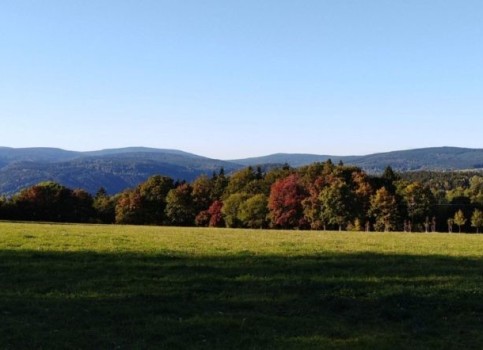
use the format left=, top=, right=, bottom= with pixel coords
left=1, top=146, right=483, bottom=196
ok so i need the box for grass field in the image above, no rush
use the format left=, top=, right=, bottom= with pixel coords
left=0, top=222, right=482, bottom=349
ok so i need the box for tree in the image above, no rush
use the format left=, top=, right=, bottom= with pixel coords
left=318, top=178, right=353, bottom=231
left=114, top=176, right=174, bottom=225
left=301, top=175, right=327, bottom=230
left=211, top=168, right=228, bottom=200
left=302, top=194, right=325, bottom=230
left=0, top=195, right=7, bottom=220
left=401, top=182, right=435, bottom=229
left=207, top=200, right=224, bottom=227
left=381, top=166, right=400, bottom=193
left=195, top=200, right=225, bottom=227
left=222, top=193, right=249, bottom=228
left=468, top=176, right=483, bottom=205
left=453, top=210, right=466, bottom=233
left=470, top=209, right=483, bottom=233
left=12, top=181, right=94, bottom=223
left=238, top=194, right=269, bottom=228
left=351, top=170, right=373, bottom=221
left=191, top=175, right=214, bottom=213
left=93, top=188, right=116, bottom=223
left=138, top=175, right=174, bottom=224
left=71, top=189, right=95, bottom=222
left=369, top=187, right=399, bottom=232
left=165, top=183, right=196, bottom=226
left=268, top=174, right=308, bottom=229
left=224, top=167, right=258, bottom=197
left=115, top=190, right=143, bottom=224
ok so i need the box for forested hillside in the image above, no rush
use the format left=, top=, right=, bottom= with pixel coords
left=232, top=147, right=483, bottom=171
left=0, top=147, right=241, bottom=195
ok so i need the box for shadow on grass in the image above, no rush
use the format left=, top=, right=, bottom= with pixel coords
left=1, top=250, right=482, bottom=349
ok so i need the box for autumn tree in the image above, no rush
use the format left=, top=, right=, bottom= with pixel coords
left=453, top=209, right=466, bottom=233
left=207, top=200, right=224, bottom=227
left=115, top=189, right=143, bottom=224
left=369, top=187, right=399, bottom=232
left=264, top=165, right=294, bottom=189
left=114, top=175, right=174, bottom=225
left=470, top=209, right=483, bottom=233
left=268, top=174, right=308, bottom=229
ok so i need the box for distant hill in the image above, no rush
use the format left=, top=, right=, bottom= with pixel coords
left=231, top=147, right=483, bottom=172
left=0, top=147, right=241, bottom=195
left=231, top=153, right=357, bottom=168
left=1, top=146, right=483, bottom=196
left=350, top=147, right=483, bottom=172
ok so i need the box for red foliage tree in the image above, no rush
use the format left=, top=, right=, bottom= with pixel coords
left=268, top=174, right=308, bottom=229
left=208, top=200, right=224, bottom=227
left=194, top=200, right=224, bottom=227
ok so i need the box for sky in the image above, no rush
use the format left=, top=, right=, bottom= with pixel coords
left=1, top=0, right=482, bottom=159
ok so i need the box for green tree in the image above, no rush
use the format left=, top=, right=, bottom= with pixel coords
left=191, top=175, right=214, bottom=212
left=318, top=178, right=353, bottom=231
left=381, top=166, right=400, bottom=193
left=93, top=188, right=116, bottom=223
left=470, top=209, right=483, bottom=233
left=238, top=194, right=269, bottom=228
left=224, top=167, right=257, bottom=197
left=165, top=183, right=196, bottom=226
left=71, top=189, right=95, bottom=223
left=222, top=193, right=250, bottom=228
left=138, top=175, right=174, bottom=224
left=211, top=168, right=228, bottom=200
left=468, top=176, right=483, bottom=204
left=401, top=182, right=435, bottom=228
left=453, top=210, right=467, bottom=233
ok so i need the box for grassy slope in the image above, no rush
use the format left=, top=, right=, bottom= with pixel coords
left=0, top=222, right=482, bottom=349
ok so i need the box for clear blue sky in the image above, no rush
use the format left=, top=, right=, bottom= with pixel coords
left=1, top=0, right=482, bottom=159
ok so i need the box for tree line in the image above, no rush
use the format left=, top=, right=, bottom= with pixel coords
left=1, top=161, right=482, bottom=233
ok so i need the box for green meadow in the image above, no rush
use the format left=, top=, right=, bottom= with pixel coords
left=0, top=222, right=482, bottom=349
